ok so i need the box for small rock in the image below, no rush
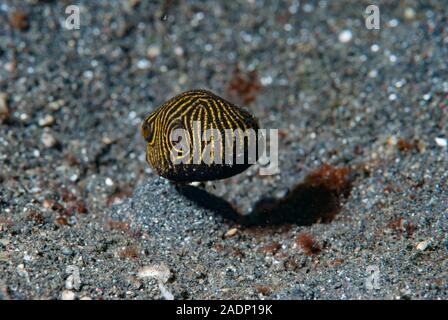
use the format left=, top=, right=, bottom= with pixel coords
left=416, top=239, right=432, bottom=251
left=48, top=99, right=64, bottom=111
left=4, top=62, right=16, bottom=73
left=338, top=30, right=353, bottom=43
left=158, top=283, right=174, bottom=300
left=0, top=251, right=10, bottom=262
left=0, top=93, right=9, bottom=120
left=435, top=137, right=447, bottom=148
left=147, top=45, right=161, bottom=59
left=80, top=296, right=92, bottom=300
left=404, top=7, right=416, bottom=20
left=224, top=228, right=238, bottom=238
left=41, top=131, right=57, bottom=148
left=61, top=247, right=73, bottom=256
left=137, top=263, right=171, bottom=283
left=137, top=59, right=151, bottom=69
left=43, top=199, right=53, bottom=209
left=102, top=136, right=113, bottom=145
left=260, top=242, right=281, bottom=255
left=65, top=265, right=81, bottom=291
left=38, top=115, right=55, bottom=127
left=174, top=46, right=184, bottom=56
left=105, top=177, right=114, bottom=187
left=61, top=290, right=76, bottom=300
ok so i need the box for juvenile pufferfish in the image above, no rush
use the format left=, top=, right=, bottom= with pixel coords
left=141, top=89, right=260, bottom=182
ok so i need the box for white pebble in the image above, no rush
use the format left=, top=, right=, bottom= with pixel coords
left=137, top=59, right=151, bottom=69
left=370, top=44, right=380, bottom=52
left=224, top=228, right=238, bottom=238
left=147, top=45, right=161, bottom=59
left=260, top=75, right=273, bottom=86
left=41, top=131, right=57, bottom=148
left=388, top=93, right=397, bottom=101
left=174, top=46, right=184, bottom=56
left=48, top=99, right=64, bottom=111
left=65, top=265, right=81, bottom=291
left=368, top=69, right=378, bottom=78
left=404, top=7, right=416, bottom=20
left=435, top=137, right=447, bottom=147
left=83, top=70, right=94, bottom=79
left=158, top=283, right=174, bottom=300
left=105, top=177, right=114, bottom=187
left=61, top=290, right=76, bottom=300
left=395, top=79, right=406, bottom=88
left=284, top=23, right=292, bottom=32
left=338, top=30, right=353, bottom=43
left=388, top=19, right=399, bottom=27
left=303, top=3, right=314, bottom=13
left=138, top=264, right=171, bottom=284
left=204, top=43, right=213, bottom=51
left=416, top=239, right=431, bottom=251
left=38, top=114, right=55, bottom=127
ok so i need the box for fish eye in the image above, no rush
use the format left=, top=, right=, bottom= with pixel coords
left=141, top=121, right=154, bottom=143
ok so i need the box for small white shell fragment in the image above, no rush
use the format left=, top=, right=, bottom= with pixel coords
left=138, top=264, right=171, bottom=283
left=224, top=228, right=238, bottom=238
left=338, top=30, right=353, bottom=43
left=61, top=290, right=76, bottom=300
left=416, top=239, right=431, bottom=251
left=435, top=137, right=447, bottom=147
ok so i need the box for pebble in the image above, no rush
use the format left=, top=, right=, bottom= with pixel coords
left=48, top=99, right=64, bottom=111
left=137, top=264, right=171, bottom=283
left=137, top=59, right=151, bottom=69
left=174, top=46, right=184, bottom=56
left=0, top=251, right=9, bottom=262
left=434, top=137, right=447, bottom=147
left=404, top=8, right=416, bottom=20
left=43, top=199, right=53, bottom=209
left=147, top=45, right=161, bottom=59
left=38, top=115, right=55, bottom=127
left=0, top=93, right=9, bottom=118
left=61, top=247, right=73, bottom=256
left=422, top=93, right=431, bottom=101
left=368, top=69, right=378, bottom=78
left=61, top=290, right=76, bottom=300
left=41, top=131, right=58, bottom=148
left=370, top=44, right=380, bottom=52
left=338, top=30, right=353, bottom=43
left=388, top=19, right=399, bottom=27
left=105, top=177, right=114, bottom=187
left=224, top=228, right=238, bottom=238
left=388, top=93, right=397, bottom=101
left=416, top=239, right=432, bottom=251
left=158, top=283, right=174, bottom=300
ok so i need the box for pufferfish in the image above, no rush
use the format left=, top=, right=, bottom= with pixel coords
left=141, top=89, right=260, bottom=182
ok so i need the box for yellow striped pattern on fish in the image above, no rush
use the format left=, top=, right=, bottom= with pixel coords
left=141, top=89, right=260, bottom=182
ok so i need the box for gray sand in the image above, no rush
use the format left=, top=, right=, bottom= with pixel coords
left=0, top=0, right=447, bottom=299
